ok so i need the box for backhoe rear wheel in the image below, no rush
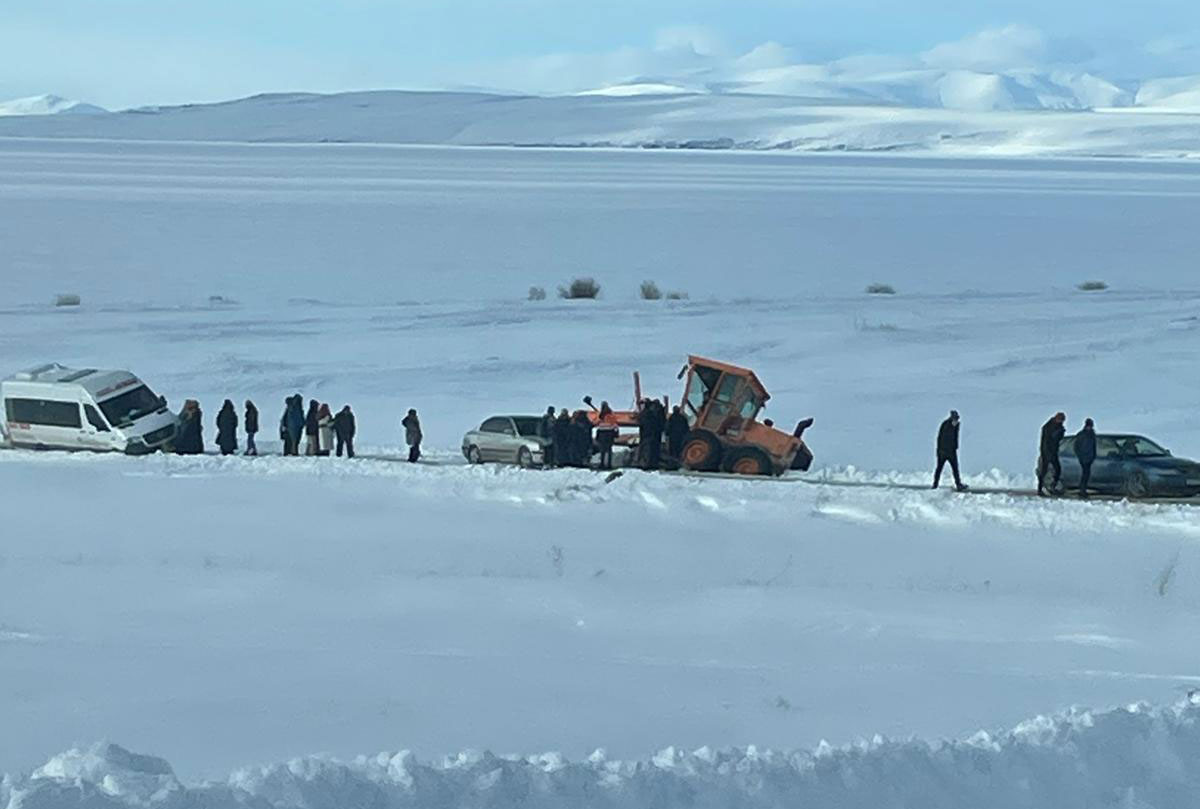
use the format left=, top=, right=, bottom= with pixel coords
left=723, top=447, right=774, bottom=476
left=680, top=430, right=722, bottom=472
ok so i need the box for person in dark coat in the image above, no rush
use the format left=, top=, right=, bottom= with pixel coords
left=304, top=399, right=320, bottom=456
left=1073, top=418, right=1097, bottom=498
left=216, top=399, right=238, bottom=456
left=243, top=400, right=259, bottom=456
left=932, top=410, right=968, bottom=491
left=174, top=399, right=203, bottom=455
left=570, top=410, right=593, bottom=468
left=1038, top=411, right=1067, bottom=496
left=540, top=405, right=558, bottom=468
left=333, top=405, right=356, bottom=458
left=643, top=400, right=665, bottom=470
left=666, top=405, right=689, bottom=461
left=553, top=409, right=573, bottom=466
left=402, top=408, right=422, bottom=463
left=281, top=395, right=304, bottom=456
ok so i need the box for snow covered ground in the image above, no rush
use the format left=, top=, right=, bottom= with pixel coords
left=3, top=140, right=1200, bottom=806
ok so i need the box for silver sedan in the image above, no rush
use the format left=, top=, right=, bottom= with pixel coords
left=462, top=415, right=547, bottom=468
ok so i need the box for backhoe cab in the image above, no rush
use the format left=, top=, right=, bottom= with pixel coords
left=677, top=356, right=812, bottom=476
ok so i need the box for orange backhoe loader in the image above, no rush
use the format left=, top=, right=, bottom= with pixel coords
left=585, top=355, right=813, bottom=476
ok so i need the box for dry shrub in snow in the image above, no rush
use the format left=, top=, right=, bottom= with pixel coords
left=665, top=291, right=689, bottom=300
left=528, top=286, right=547, bottom=301
left=1078, top=280, right=1109, bottom=292
left=640, top=281, right=662, bottom=300
left=866, top=283, right=896, bottom=295
left=54, top=293, right=81, bottom=307
left=558, top=277, right=600, bottom=299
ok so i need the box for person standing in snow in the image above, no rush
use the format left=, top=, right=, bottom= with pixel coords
left=317, top=403, right=334, bottom=457
left=175, top=399, right=204, bottom=455
left=553, top=409, right=572, bottom=466
left=402, top=408, right=422, bottom=463
left=243, top=400, right=259, bottom=456
left=666, top=405, right=689, bottom=462
left=541, top=405, right=558, bottom=468
left=1037, top=411, right=1067, bottom=496
left=216, top=399, right=238, bottom=456
left=280, top=395, right=304, bottom=456
left=1073, top=418, right=1097, bottom=498
left=570, top=410, right=593, bottom=468
left=333, top=405, right=356, bottom=458
left=643, top=399, right=665, bottom=470
left=304, top=399, right=320, bottom=456
left=595, top=401, right=618, bottom=470
left=932, top=410, right=968, bottom=492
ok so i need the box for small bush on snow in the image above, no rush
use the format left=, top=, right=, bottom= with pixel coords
left=665, top=291, right=689, bottom=300
left=1078, top=280, right=1109, bottom=292
left=640, top=281, right=663, bottom=300
left=558, top=278, right=600, bottom=299
left=54, top=293, right=81, bottom=307
left=528, top=286, right=547, bottom=301
left=865, top=283, right=896, bottom=295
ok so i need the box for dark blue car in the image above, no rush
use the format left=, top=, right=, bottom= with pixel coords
left=1051, top=434, right=1200, bottom=498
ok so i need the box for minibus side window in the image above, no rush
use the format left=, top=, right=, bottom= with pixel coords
left=5, top=398, right=82, bottom=428
left=84, top=405, right=110, bottom=432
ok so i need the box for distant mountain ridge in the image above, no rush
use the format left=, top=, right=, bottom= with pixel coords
left=0, top=79, right=1197, bottom=159
left=0, top=93, right=107, bottom=117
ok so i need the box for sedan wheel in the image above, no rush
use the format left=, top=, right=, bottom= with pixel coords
left=467, top=445, right=483, bottom=465
left=1124, top=470, right=1150, bottom=499
left=517, top=447, right=534, bottom=469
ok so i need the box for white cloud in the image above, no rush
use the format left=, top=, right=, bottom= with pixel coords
left=921, top=24, right=1050, bottom=72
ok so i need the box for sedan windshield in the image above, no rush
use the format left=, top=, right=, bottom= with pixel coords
left=1118, top=436, right=1170, bottom=457
left=99, top=385, right=161, bottom=426
left=513, top=417, right=542, bottom=437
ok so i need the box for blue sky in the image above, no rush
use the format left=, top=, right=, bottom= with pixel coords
left=3, top=0, right=1198, bottom=107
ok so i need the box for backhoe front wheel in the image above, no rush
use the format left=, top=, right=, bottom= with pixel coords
left=723, top=447, right=774, bottom=476
left=680, top=431, right=722, bottom=472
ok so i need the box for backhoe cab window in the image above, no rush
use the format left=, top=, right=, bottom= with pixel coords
left=684, top=365, right=722, bottom=423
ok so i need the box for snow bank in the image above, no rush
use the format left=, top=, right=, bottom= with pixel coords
left=6, top=698, right=1200, bottom=808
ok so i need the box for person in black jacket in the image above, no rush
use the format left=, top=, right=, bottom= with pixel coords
left=216, top=399, right=238, bottom=456
left=304, top=399, right=320, bottom=456
left=174, top=399, right=204, bottom=455
left=1073, top=418, right=1097, bottom=498
left=333, top=405, right=356, bottom=458
left=541, top=405, right=558, bottom=467
left=402, top=408, right=422, bottom=463
left=553, top=409, right=572, bottom=466
left=644, top=400, right=665, bottom=470
left=570, top=410, right=593, bottom=468
left=932, top=410, right=968, bottom=491
left=1038, top=411, right=1067, bottom=496
left=243, top=400, right=259, bottom=456
left=666, top=406, right=689, bottom=461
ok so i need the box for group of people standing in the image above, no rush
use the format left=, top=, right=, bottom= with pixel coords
left=539, top=399, right=691, bottom=471
left=932, top=409, right=1098, bottom=498
left=278, top=396, right=358, bottom=458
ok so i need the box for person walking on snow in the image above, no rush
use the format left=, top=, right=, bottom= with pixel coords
left=1073, top=418, right=1097, bottom=498
left=317, top=403, right=334, bottom=457
left=216, top=399, right=238, bottom=456
left=243, top=400, right=259, bottom=456
left=333, top=405, right=356, bottom=458
left=304, top=399, right=320, bottom=456
left=932, top=410, right=968, bottom=491
left=402, top=408, right=422, bottom=463
left=1037, top=411, right=1067, bottom=496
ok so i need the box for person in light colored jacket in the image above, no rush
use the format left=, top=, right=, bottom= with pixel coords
left=317, top=403, right=334, bottom=457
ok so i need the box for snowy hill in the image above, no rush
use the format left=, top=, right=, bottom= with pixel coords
left=0, top=92, right=107, bottom=116
left=0, top=88, right=1197, bottom=158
